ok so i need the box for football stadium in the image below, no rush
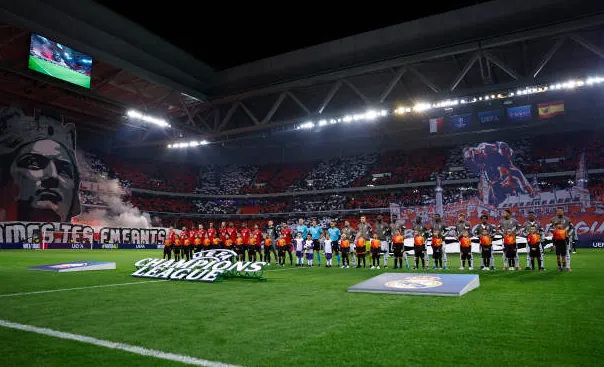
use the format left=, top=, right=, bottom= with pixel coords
left=1, top=1, right=604, bottom=366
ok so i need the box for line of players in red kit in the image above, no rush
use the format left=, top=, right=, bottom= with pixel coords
left=161, top=221, right=295, bottom=266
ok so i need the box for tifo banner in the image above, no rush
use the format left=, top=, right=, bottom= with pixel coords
left=393, top=141, right=604, bottom=249
left=0, top=221, right=167, bottom=245
left=506, top=105, right=532, bottom=121
left=0, top=106, right=131, bottom=224
left=132, top=249, right=267, bottom=283
left=477, top=109, right=504, bottom=124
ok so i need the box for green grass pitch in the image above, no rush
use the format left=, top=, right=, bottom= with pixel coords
left=1, top=250, right=604, bottom=367
left=28, top=57, right=91, bottom=88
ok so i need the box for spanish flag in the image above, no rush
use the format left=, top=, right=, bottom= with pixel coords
left=537, top=101, right=564, bottom=119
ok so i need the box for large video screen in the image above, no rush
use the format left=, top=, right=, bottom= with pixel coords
left=28, top=33, right=92, bottom=88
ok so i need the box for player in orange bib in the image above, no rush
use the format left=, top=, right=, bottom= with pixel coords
left=355, top=235, right=366, bottom=268
left=413, top=231, right=427, bottom=270
left=392, top=230, right=406, bottom=269
left=552, top=223, right=569, bottom=271
left=163, top=239, right=172, bottom=260
left=502, top=229, right=518, bottom=270
left=277, top=235, right=287, bottom=266
left=236, top=236, right=245, bottom=262
left=370, top=233, right=381, bottom=269
left=340, top=234, right=351, bottom=268
left=431, top=230, right=444, bottom=269
left=526, top=226, right=545, bottom=271
left=173, top=237, right=182, bottom=262
left=459, top=230, right=473, bottom=270
left=479, top=229, right=493, bottom=270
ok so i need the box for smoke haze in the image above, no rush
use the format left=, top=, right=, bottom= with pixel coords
left=75, top=151, right=154, bottom=228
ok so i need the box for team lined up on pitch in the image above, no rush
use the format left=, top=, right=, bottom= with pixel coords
left=161, top=209, right=575, bottom=272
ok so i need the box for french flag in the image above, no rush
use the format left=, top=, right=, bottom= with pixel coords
left=428, top=117, right=444, bottom=133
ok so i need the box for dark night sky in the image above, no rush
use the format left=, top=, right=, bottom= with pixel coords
left=95, top=1, right=491, bottom=70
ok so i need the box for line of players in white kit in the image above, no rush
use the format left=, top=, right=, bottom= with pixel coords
left=291, top=208, right=575, bottom=272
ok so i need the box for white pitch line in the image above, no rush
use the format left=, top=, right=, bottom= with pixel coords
left=0, top=319, right=244, bottom=367
left=0, top=280, right=168, bottom=298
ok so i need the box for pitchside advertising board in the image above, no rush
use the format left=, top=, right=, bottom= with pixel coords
left=131, top=249, right=268, bottom=283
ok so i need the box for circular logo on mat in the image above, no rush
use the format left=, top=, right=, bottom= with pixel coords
left=385, top=276, right=443, bottom=289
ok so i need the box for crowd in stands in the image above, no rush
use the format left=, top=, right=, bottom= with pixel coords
left=74, top=130, right=604, bottom=220
left=297, top=154, right=378, bottom=191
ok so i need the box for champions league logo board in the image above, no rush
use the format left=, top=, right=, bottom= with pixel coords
left=132, top=249, right=268, bottom=283
left=348, top=273, right=480, bottom=297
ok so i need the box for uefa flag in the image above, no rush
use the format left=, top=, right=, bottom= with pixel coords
left=537, top=101, right=564, bottom=119
left=429, top=117, right=444, bottom=133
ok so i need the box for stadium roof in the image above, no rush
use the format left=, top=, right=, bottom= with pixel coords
left=1, top=0, right=604, bottom=146
left=94, top=0, right=492, bottom=71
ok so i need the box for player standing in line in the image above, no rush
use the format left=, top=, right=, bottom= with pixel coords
left=499, top=209, right=521, bottom=267
left=479, top=229, right=493, bottom=270
left=252, top=224, right=264, bottom=263
left=195, top=224, right=206, bottom=253
left=280, top=221, right=294, bottom=266
left=327, top=221, right=341, bottom=267
left=355, top=235, right=367, bottom=268
left=474, top=214, right=495, bottom=270
left=179, top=227, right=190, bottom=261
left=413, top=230, right=426, bottom=270
left=277, top=234, right=287, bottom=266
left=459, top=230, right=473, bottom=270
left=296, top=218, right=309, bottom=239
left=522, top=212, right=543, bottom=269
left=370, top=233, right=381, bottom=269
left=526, top=226, right=545, bottom=271
left=235, top=235, right=245, bottom=262
left=552, top=222, right=570, bottom=271
left=431, top=230, right=444, bottom=269
left=341, top=221, right=356, bottom=267
left=309, top=219, right=323, bottom=266
left=392, top=229, right=405, bottom=269
left=412, top=216, right=428, bottom=237
left=374, top=216, right=387, bottom=267
left=294, top=232, right=305, bottom=267
left=172, top=233, right=182, bottom=261
left=304, top=233, right=314, bottom=267
left=382, top=222, right=392, bottom=268
left=240, top=223, right=252, bottom=260
left=207, top=222, right=217, bottom=249
left=248, top=235, right=257, bottom=262
left=263, top=235, right=273, bottom=264
left=430, top=214, right=446, bottom=234
left=163, top=226, right=175, bottom=260
left=218, top=222, right=228, bottom=249
left=322, top=232, right=334, bottom=267
left=357, top=215, right=373, bottom=247
left=502, top=229, right=518, bottom=270
left=340, top=234, right=351, bottom=268
left=455, top=214, right=471, bottom=238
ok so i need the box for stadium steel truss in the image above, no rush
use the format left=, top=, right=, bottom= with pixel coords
left=1, top=0, right=604, bottom=147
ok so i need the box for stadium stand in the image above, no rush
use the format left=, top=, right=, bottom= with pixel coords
left=296, top=154, right=378, bottom=190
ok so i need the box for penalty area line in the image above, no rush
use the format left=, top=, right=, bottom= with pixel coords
left=0, top=280, right=168, bottom=298
left=0, top=319, right=244, bottom=367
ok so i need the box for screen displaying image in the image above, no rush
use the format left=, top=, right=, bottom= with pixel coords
left=28, top=33, right=92, bottom=88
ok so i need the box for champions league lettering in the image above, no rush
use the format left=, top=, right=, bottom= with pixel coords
left=0, top=221, right=167, bottom=244
left=131, top=250, right=267, bottom=283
